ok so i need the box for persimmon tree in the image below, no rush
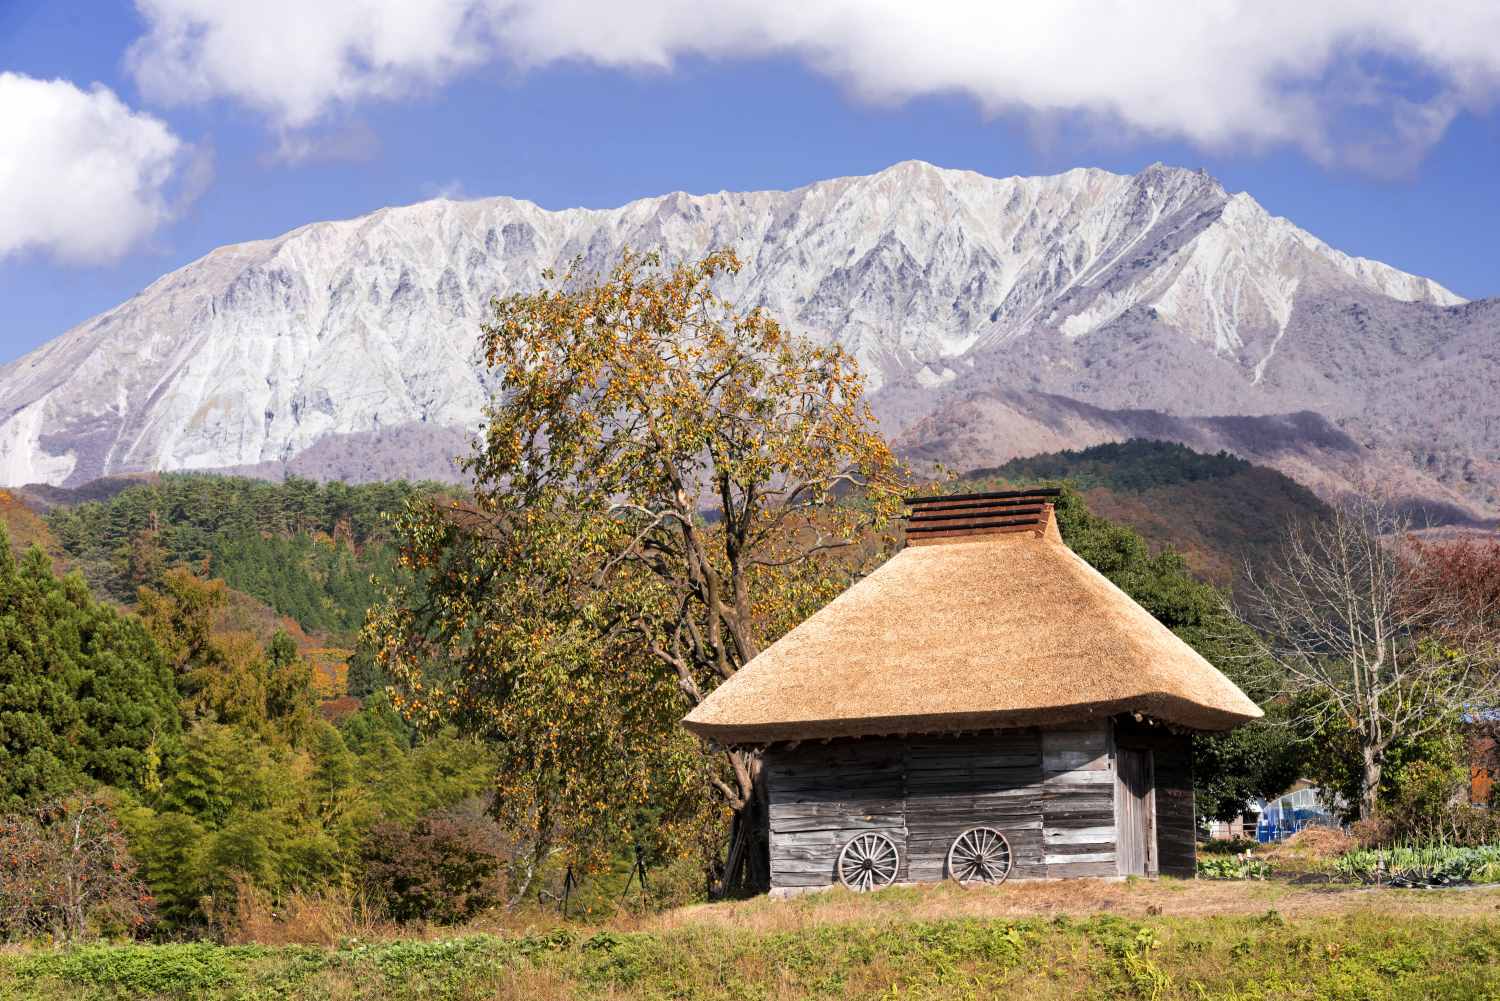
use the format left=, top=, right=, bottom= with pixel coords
left=0, top=794, right=154, bottom=941
left=365, top=250, right=904, bottom=891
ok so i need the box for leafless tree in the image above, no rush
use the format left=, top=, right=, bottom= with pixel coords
left=1241, top=494, right=1498, bottom=821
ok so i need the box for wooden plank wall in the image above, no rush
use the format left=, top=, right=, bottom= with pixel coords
left=765, top=739, right=907, bottom=888
left=1041, top=723, right=1118, bottom=878
left=766, top=722, right=1126, bottom=889
left=906, top=731, right=1046, bottom=881
left=1115, top=719, right=1196, bottom=879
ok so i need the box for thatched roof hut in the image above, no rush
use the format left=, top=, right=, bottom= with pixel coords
left=682, top=489, right=1262, bottom=892
left=684, top=490, right=1260, bottom=744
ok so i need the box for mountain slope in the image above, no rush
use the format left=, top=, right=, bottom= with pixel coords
left=954, top=440, right=1330, bottom=588
left=0, top=160, right=1491, bottom=516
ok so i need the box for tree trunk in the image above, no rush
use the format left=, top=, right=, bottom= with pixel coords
left=1360, top=745, right=1383, bottom=822
left=715, top=756, right=769, bottom=898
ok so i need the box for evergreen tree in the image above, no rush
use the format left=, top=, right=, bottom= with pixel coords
left=345, top=646, right=385, bottom=698
left=0, top=527, right=181, bottom=808
left=46, top=473, right=428, bottom=637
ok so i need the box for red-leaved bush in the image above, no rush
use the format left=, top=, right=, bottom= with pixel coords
left=361, top=808, right=507, bottom=925
left=1408, top=534, right=1500, bottom=635
left=0, top=794, right=154, bottom=941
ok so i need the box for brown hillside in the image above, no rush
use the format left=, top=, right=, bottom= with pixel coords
left=0, top=488, right=60, bottom=561
left=958, top=440, right=1330, bottom=590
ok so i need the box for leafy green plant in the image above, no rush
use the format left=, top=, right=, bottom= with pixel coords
left=1333, top=842, right=1500, bottom=885
left=1195, top=852, right=1270, bottom=880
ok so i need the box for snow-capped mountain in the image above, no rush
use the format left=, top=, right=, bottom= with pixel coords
left=2, top=161, right=1494, bottom=516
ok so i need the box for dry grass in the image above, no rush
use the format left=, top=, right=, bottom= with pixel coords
left=1257, top=826, right=1358, bottom=876
left=92, top=873, right=1500, bottom=949
left=217, top=881, right=398, bottom=947
left=638, top=877, right=1500, bottom=937
left=214, top=874, right=1500, bottom=945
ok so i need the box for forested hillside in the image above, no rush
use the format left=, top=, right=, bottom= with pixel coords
left=44, top=475, right=440, bottom=637
left=961, top=440, right=1331, bottom=587
left=0, top=521, right=499, bottom=938
left=11, top=446, right=1324, bottom=638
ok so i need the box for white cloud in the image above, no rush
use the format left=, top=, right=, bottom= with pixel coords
left=421, top=179, right=470, bottom=200
left=265, top=121, right=381, bottom=166
left=128, top=1, right=1500, bottom=168
left=129, top=0, right=495, bottom=128
left=0, top=73, right=202, bottom=264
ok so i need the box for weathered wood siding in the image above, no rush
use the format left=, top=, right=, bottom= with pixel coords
left=906, top=731, right=1046, bottom=881
left=767, top=721, right=1136, bottom=889
left=1042, top=724, right=1118, bottom=877
left=765, top=739, right=908, bottom=888
left=1115, top=719, right=1196, bottom=879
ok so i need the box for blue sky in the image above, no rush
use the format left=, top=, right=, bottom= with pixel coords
left=2, top=1, right=1498, bottom=365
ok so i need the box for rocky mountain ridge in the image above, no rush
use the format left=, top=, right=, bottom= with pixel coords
left=1, top=161, right=1493, bottom=517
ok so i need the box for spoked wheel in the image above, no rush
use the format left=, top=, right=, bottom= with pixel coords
left=947, top=827, right=1012, bottom=885
left=837, top=833, right=900, bottom=891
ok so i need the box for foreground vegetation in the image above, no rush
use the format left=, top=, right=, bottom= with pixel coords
left=4, top=882, right=1500, bottom=1000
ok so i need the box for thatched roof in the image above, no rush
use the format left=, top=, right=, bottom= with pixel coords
left=682, top=492, right=1262, bottom=745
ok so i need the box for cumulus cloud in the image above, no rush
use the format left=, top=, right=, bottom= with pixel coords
left=128, top=0, right=1500, bottom=168
left=0, top=73, right=203, bottom=264
left=129, top=0, right=495, bottom=128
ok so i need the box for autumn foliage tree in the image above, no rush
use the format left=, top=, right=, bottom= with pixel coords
left=1242, top=496, right=1499, bottom=820
left=366, top=250, right=904, bottom=891
left=138, top=568, right=316, bottom=743
left=1408, top=533, right=1500, bottom=639
left=0, top=794, right=153, bottom=941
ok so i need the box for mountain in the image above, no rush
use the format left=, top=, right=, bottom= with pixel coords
left=1, top=161, right=1494, bottom=517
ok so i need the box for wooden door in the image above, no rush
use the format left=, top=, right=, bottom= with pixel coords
left=1116, top=748, right=1155, bottom=876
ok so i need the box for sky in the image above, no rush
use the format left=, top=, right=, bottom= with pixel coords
left=2, top=1, right=1498, bottom=366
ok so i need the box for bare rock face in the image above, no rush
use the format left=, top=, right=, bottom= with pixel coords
left=0, top=160, right=1492, bottom=517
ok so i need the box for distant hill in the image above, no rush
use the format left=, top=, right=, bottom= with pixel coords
left=38, top=473, right=441, bottom=641
left=958, top=439, right=1330, bottom=588
left=18, top=446, right=1322, bottom=629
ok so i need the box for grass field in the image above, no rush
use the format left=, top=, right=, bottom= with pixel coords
left=4, top=880, right=1500, bottom=1000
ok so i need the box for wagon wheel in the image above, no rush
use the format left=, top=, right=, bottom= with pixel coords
left=947, top=827, right=1012, bottom=884
left=837, top=833, right=900, bottom=891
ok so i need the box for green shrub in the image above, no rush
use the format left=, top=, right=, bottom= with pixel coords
left=1196, top=853, right=1270, bottom=880
left=1199, top=836, right=1259, bottom=855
